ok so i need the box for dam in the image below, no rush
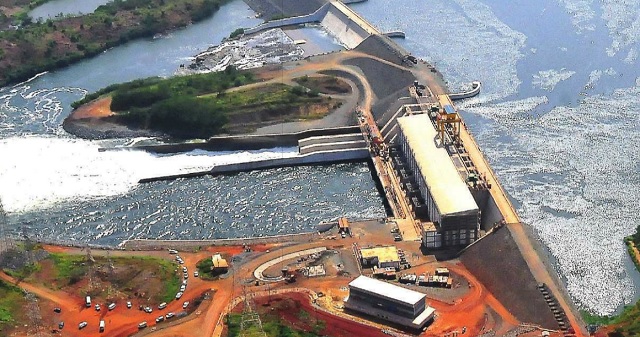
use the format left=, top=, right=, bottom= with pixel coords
left=123, top=4, right=585, bottom=335
left=23, top=0, right=586, bottom=335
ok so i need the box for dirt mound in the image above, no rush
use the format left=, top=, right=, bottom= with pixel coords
left=460, top=227, right=559, bottom=329
left=251, top=292, right=389, bottom=337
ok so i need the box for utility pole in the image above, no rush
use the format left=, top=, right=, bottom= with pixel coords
left=239, top=286, right=267, bottom=337
left=24, top=291, right=45, bottom=337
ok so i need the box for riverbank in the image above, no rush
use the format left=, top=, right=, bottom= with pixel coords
left=0, top=0, right=230, bottom=87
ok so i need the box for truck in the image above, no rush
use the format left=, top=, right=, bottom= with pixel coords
left=99, top=320, right=105, bottom=333
left=85, top=296, right=91, bottom=308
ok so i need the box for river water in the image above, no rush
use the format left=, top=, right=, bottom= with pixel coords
left=0, top=1, right=385, bottom=245
left=3, top=0, right=639, bottom=316
left=351, top=0, right=640, bottom=316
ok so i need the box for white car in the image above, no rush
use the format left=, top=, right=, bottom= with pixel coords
left=158, top=302, right=167, bottom=310
left=182, top=279, right=188, bottom=285
left=194, top=271, right=199, bottom=277
left=175, top=292, right=183, bottom=299
left=127, top=301, right=132, bottom=309
left=144, top=306, right=153, bottom=313
left=165, top=312, right=174, bottom=319
left=169, top=249, right=178, bottom=254
left=78, top=322, right=87, bottom=329
left=182, top=267, right=187, bottom=273
left=180, top=284, right=186, bottom=292
left=182, top=301, right=189, bottom=309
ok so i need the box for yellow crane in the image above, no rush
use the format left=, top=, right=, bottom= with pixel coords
left=436, top=95, right=462, bottom=142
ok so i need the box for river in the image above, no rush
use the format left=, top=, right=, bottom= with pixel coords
left=3, top=0, right=639, bottom=316
left=0, top=1, right=386, bottom=246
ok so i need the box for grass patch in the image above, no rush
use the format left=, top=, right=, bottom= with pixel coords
left=0, top=280, right=24, bottom=332
left=2, top=262, right=40, bottom=280
left=225, top=313, right=324, bottom=337
left=49, top=252, right=87, bottom=286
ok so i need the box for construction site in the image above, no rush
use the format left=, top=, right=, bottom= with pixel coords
left=0, top=0, right=590, bottom=337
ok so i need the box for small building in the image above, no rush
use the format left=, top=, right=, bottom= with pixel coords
left=435, top=267, right=450, bottom=276
left=344, top=276, right=435, bottom=329
left=211, top=254, right=229, bottom=272
left=360, top=246, right=401, bottom=270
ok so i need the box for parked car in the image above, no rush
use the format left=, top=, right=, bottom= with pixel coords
left=127, top=301, right=132, bottom=309
left=144, top=306, right=153, bottom=313
left=194, top=271, right=199, bottom=278
left=180, top=284, right=186, bottom=292
left=53, top=307, right=61, bottom=313
left=169, top=249, right=178, bottom=254
left=182, top=301, right=189, bottom=309
left=108, top=303, right=116, bottom=311
left=78, top=322, right=87, bottom=330
left=155, top=316, right=164, bottom=323
left=138, top=322, right=147, bottom=329
left=95, top=304, right=101, bottom=311
left=175, top=292, right=183, bottom=299
left=58, top=322, right=64, bottom=329
left=182, top=267, right=188, bottom=273
left=183, top=273, right=188, bottom=279
left=158, top=302, right=167, bottom=310
left=165, top=312, right=174, bottom=319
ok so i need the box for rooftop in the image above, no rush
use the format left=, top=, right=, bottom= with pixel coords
left=212, top=254, right=229, bottom=268
left=397, top=113, right=478, bottom=216
left=349, top=275, right=426, bottom=306
left=360, top=246, right=399, bottom=263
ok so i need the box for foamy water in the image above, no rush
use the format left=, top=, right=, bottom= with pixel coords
left=0, top=136, right=297, bottom=214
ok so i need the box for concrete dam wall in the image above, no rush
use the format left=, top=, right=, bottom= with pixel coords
left=245, top=1, right=378, bottom=50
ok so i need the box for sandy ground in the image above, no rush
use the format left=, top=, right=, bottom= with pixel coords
left=68, top=97, right=114, bottom=120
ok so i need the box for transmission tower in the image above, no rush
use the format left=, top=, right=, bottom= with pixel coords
left=86, top=245, right=98, bottom=293
left=0, top=197, right=12, bottom=262
left=239, top=287, right=267, bottom=337
left=24, top=291, right=46, bottom=337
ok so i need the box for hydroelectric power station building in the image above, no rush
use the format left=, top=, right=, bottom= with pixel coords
left=344, top=276, right=435, bottom=329
left=396, top=114, right=480, bottom=248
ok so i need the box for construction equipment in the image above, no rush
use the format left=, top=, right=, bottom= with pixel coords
left=436, top=95, right=462, bottom=143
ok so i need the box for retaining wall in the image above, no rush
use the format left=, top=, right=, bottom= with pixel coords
left=298, top=133, right=364, bottom=147
left=209, top=147, right=370, bottom=175
left=299, top=140, right=366, bottom=154
left=105, top=126, right=360, bottom=154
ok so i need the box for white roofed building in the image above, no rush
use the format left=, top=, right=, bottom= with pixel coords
left=397, top=114, right=480, bottom=248
left=344, top=275, right=435, bottom=329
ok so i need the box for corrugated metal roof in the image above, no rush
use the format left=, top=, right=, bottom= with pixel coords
left=349, top=275, right=425, bottom=306
left=397, top=114, right=478, bottom=216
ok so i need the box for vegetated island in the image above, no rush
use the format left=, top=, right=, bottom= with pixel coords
left=585, top=226, right=640, bottom=337
left=64, top=66, right=350, bottom=139
left=0, top=0, right=228, bottom=87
